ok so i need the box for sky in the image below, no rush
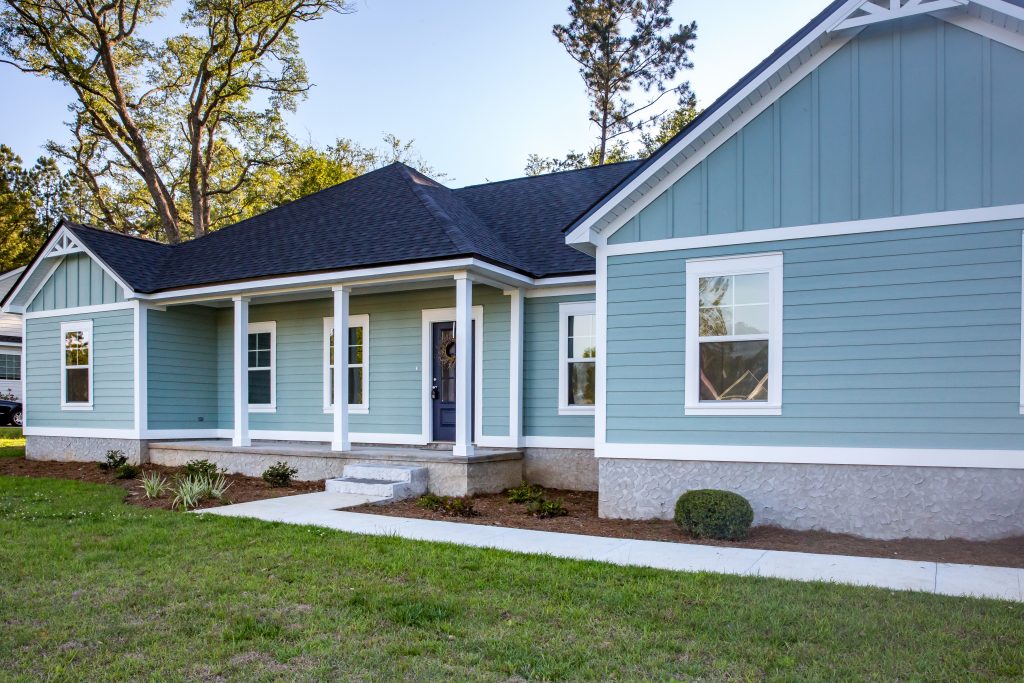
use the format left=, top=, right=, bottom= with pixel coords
left=0, top=0, right=826, bottom=187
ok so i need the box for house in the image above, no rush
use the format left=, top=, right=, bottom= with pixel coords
left=0, top=267, right=25, bottom=400
left=4, top=0, right=1024, bottom=540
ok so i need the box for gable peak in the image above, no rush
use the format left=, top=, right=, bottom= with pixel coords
left=830, top=0, right=968, bottom=31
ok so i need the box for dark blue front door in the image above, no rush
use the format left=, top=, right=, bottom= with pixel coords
left=430, top=321, right=473, bottom=442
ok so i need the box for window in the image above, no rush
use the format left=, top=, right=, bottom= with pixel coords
left=0, top=353, right=19, bottom=381
left=324, top=315, right=370, bottom=413
left=247, top=322, right=276, bottom=410
left=558, top=301, right=597, bottom=414
left=60, top=321, right=92, bottom=409
left=685, top=253, right=782, bottom=415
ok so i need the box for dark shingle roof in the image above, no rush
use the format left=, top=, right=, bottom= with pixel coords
left=60, top=160, right=642, bottom=293
left=0, top=335, right=20, bottom=344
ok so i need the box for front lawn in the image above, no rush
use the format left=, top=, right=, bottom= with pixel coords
left=1, top=476, right=1021, bottom=681
left=0, top=427, right=23, bottom=457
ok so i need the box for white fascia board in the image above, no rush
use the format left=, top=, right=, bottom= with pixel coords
left=563, top=0, right=863, bottom=247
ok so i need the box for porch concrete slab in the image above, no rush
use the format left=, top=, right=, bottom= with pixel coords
left=195, top=496, right=1023, bottom=602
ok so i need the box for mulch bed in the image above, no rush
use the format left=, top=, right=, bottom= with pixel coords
left=0, top=457, right=322, bottom=511
left=349, top=488, right=1024, bottom=569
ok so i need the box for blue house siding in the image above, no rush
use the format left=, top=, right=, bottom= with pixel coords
left=606, top=218, right=1024, bottom=450
left=25, top=308, right=135, bottom=428
left=523, top=294, right=596, bottom=439
left=148, top=306, right=220, bottom=430
left=609, top=16, right=1024, bottom=245
left=27, top=253, right=124, bottom=312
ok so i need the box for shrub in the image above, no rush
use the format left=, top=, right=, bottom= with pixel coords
left=209, top=473, right=233, bottom=500
left=526, top=497, right=568, bottom=519
left=184, top=459, right=223, bottom=479
left=674, top=489, right=754, bottom=541
left=99, top=450, right=128, bottom=471
left=415, top=493, right=478, bottom=517
left=171, top=474, right=213, bottom=511
left=140, top=471, right=168, bottom=499
left=115, top=463, right=141, bottom=480
left=506, top=482, right=545, bottom=504
left=262, top=461, right=298, bottom=487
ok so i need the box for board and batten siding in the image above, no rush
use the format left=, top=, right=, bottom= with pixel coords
left=24, top=308, right=134, bottom=428
left=609, top=16, right=1024, bottom=245
left=148, top=305, right=220, bottom=430
left=27, top=253, right=124, bottom=312
left=523, top=295, right=595, bottom=439
left=606, top=219, right=1024, bottom=450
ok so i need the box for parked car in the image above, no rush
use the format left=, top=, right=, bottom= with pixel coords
left=0, top=399, right=22, bottom=427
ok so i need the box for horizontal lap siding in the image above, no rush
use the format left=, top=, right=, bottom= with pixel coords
left=25, top=309, right=134, bottom=428
left=608, top=16, right=1024, bottom=245
left=523, top=295, right=595, bottom=438
left=605, top=219, right=1024, bottom=450
left=28, top=253, right=123, bottom=312
left=148, top=306, right=220, bottom=429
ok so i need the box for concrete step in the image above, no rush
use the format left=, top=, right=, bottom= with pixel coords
left=325, top=463, right=428, bottom=500
left=343, top=463, right=428, bottom=486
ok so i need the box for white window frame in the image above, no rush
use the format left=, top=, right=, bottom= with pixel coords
left=60, top=320, right=93, bottom=410
left=323, top=314, right=370, bottom=414
left=247, top=321, right=276, bottom=412
left=685, top=252, right=783, bottom=416
left=558, top=301, right=597, bottom=415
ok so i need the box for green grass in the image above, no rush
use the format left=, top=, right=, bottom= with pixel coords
left=0, top=427, right=23, bottom=457
left=1, top=477, right=1021, bottom=682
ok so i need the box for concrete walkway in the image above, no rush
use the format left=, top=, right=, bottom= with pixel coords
left=197, top=492, right=1023, bottom=602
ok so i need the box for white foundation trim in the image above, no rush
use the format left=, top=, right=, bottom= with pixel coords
left=597, top=443, right=1024, bottom=469
left=24, top=427, right=138, bottom=438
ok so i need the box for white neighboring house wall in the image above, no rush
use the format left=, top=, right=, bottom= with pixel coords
left=0, top=267, right=25, bottom=400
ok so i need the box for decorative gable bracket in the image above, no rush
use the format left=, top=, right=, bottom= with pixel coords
left=829, top=0, right=968, bottom=32
left=44, top=231, right=84, bottom=259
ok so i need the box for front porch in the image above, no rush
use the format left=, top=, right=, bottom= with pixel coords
left=146, top=439, right=524, bottom=497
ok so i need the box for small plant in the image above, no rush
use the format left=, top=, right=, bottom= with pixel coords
left=99, top=450, right=128, bottom=471
left=674, top=489, right=754, bottom=541
left=171, top=474, right=213, bottom=511
left=209, top=473, right=233, bottom=500
left=262, top=461, right=298, bottom=487
left=526, top=497, right=568, bottom=519
left=114, top=463, right=141, bottom=480
left=415, top=493, right=478, bottom=517
left=184, top=459, right=223, bottom=479
left=506, top=482, right=545, bottom=504
left=140, top=471, right=169, bottom=499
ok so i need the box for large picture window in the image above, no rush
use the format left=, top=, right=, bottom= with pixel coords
left=60, top=321, right=92, bottom=409
left=558, top=301, right=597, bottom=414
left=0, top=353, right=19, bottom=381
left=247, top=322, right=276, bottom=410
left=685, top=253, right=782, bottom=416
left=324, top=315, right=370, bottom=413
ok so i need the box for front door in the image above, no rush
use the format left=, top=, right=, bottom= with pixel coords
left=430, top=321, right=472, bottom=442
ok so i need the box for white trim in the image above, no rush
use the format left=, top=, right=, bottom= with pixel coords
left=59, top=320, right=93, bottom=410
left=19, top=315, right=26, bottom=424
left=595, top=246, right=608, bottom=449
left=133, top=302, right=147, bottom=434
left=685, top=253, right=783, bottom=416
left=145, top=429, right=230, bottom=439
left=944, top=13, right=1024, bottom=51
left=323, top=313, right=370, bottom=413
left=232, top=297, right=249, bottom=447
left=508, top=288, right=524, bottom=447
left=8, top=257, right=62, bottom=315
left=477, top=435, right=518, bottom=448
left=1020, top=231, right=1024, bottom=415
left=603, top=204, right=1024, bottom=257
left=24, top=426, right=137, bottom=438
left=454, top=274, right=475, bottom=456
left=247, top=320, right=276, bottom=412
left=350, top=432, right=429, bottom=446
left=596, top=442, right=1024, bottom=470
left=523, top=285, right=596, bottom=298
left=558, top=301, right=597, bottom=416
left=23, top=301, right=135, bottom=319
left=331, top=288, right=351, bottom=452
left=140, top=429, right=431, bottom=445
left=829, top=0, right=966, bottom=32
left=421, top=304, right=484, bottom=447
left=522, top=435, right=596, bottom=450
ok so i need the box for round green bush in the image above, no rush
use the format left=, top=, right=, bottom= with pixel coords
left=674, top=489, right=754, bottom=540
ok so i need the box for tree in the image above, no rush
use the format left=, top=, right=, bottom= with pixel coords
left=553, top=0, right=696, bottom=164
left=637, top=97, right=700, bottom=157
left=0, top=0, right=350, bottom=243
left=0, top=146, right=69, bottom=271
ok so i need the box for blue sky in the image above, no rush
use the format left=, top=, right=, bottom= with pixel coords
left=0, top=0, right=826, bottom=186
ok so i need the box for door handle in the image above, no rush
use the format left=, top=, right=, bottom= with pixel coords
left=431, top=384, right=439, bottom=400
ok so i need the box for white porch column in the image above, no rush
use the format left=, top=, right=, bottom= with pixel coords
left=332, top=286, right=351, bottom=452
left=454, top=273, right=475, bottom=457
left=232, top=296, right=250, bottom=447
left=508, top=288, right=524, bottom=447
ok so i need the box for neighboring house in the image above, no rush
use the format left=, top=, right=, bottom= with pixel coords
left=0, top=267, right=25, bottom=400
left=3, top=0, right=1024, bottom=540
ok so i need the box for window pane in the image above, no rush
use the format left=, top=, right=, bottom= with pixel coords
left=249, top=369, right=271, bottom=404
left=66, top=368, right=89, bottom=403
left=65, top=331, right=88, bottom=366
left=568, top=314, right=596, bottom=358
left=699, top=306, right=731, bottom=337
left=349, top=327, right=362, bottom=347
left=255, top=350, right=271, bottom=368
left=699, top=340, right=769, bottom=401
left=248, top=350, right=258, bottom=367
left=348, top=326, right=363, bottom=364
left=699, top=276, right=731, bottom=307
left=328, top=331, right=334, bottom=367
left=568, top=361, right=595, bottom=405
left=733, top=304, right=769, bottom=335
left=733, top=273, right=769, bottom=304
left=249, top=332, right=270, bottom=352
left=349, top=367, right=363, bottom=405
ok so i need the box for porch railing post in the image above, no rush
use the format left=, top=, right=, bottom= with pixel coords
left=332, top=286, right=351, bottom=452
left=508, top=288, right=524, bottom=448
left=454, top=273, right=475, bottom=456
left=232, top=295, right=250, bottom=447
